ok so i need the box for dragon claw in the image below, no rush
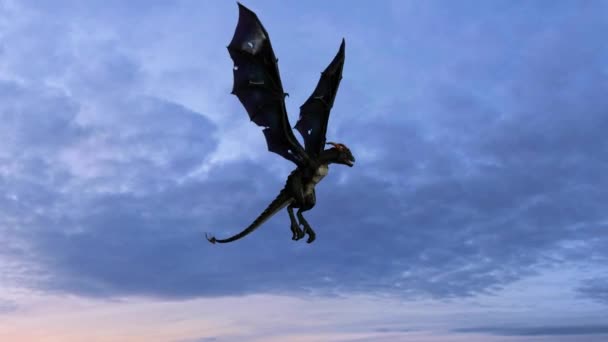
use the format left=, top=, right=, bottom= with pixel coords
left=306, top=233, right=316, bottom=244
left=301, top=225, right=316, bottom=244
left=291, top=224, right=304, bottom=241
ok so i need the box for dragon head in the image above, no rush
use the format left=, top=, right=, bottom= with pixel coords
left=326, top=142, right=355, bottom=167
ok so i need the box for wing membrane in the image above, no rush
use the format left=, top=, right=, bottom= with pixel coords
left=295, top=39, right=346, bottom=157
left=228, top=3, right=307, bottom=166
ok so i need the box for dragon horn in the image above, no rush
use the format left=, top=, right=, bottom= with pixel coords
left=326, top=142, right=345, bottom=150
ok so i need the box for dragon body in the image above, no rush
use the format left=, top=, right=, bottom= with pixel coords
left=206, top=3, right=355, bottom=244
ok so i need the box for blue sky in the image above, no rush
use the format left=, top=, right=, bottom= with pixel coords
left=1, top=0, right=607, bottom=341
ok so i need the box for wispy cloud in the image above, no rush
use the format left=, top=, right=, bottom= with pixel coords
left=579, top=277, right=608, bottom=305
left=454, top=325, right=608, bottom=337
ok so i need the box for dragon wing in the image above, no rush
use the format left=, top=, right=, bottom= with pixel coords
left=228, top=3, right=308, bottom=166
left=295, top=39, right=346, bottom=158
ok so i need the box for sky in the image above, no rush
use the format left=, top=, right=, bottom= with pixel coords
left=0, top=0, right=607, bottom=341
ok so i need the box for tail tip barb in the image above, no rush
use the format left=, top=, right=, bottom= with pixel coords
left=205, top=233, right=217, bottom=244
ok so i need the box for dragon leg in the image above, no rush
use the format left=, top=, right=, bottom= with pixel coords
left=288, top=173, right=306, bottom=205
left=296, top=189, right=316, bottom=243
left=287, top=204, right=305, bottom=240
left=297, top=208, right=316, bottom=243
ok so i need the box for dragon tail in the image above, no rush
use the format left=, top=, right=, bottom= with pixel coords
left=206, top=188, right=293, bottom=244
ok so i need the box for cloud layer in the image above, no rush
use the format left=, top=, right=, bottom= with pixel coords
left=0, top=1, right=607, bottom=339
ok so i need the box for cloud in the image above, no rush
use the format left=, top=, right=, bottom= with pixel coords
left=454, top=325, right=608, bottom=337
left=578, top=277, right=608, bottom=305
left=175, top=338, right=218, bottom=342
left=0, top=299, right=17, bottom=314
left=0, top=0, right=606, bottom=315
left=175, top=337, right=219, bottom=342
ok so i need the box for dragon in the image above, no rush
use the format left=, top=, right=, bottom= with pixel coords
left=205, top=3, right=355, bottom=244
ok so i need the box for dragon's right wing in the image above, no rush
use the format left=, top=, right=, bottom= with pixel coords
left=295, top=39, right=345, bottom=158
left=228, top=3, right=309, bottom=166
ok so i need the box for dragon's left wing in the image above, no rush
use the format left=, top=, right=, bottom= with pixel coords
left=295, top=39, right=346, bottom=158
left=228, top=3, right=309, bottom=166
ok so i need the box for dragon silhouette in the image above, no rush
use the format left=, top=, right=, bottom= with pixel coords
left=206, top=3, right=355, bottom=244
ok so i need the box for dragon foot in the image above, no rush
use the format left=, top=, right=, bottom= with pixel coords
left=296, top=210, right=316, bottom=243
left=305, top=228, right=316, bottom=243
left=300, top=223, right=315, bottom=243
left=291, top=223, right=305, bottom=240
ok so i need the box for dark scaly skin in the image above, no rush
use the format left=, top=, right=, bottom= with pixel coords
left=206, top=147, right=355, bottom=244
left=205, top=3, right=355, bottom=244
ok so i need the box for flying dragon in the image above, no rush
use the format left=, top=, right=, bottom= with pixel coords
left=205, top=3, right=355, bottom=244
